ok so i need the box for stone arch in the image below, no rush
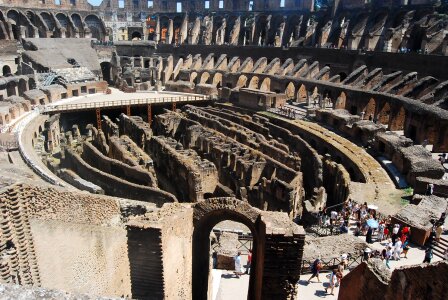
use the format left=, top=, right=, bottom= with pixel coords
left=297, top=84, right=307, bottom=103
left=56, top=13, right=73, bottom=37
left=259, top=77, right=270, bottom=92
left=71, top=13, right=84, bottom=37
left=40, top=12, right=56, bottom=33
left=212, top=73, right=223, bottom=88
left=131, top=31, right=141, bottom=40
left=18, top=78, right=27, bottom=96
left=6, top=9, right=20, bottom=39
left=285, top=82, right=296, bottom=100
left=100, top=61, right=111, bottom=84
left=192, top=198, right=262, bottom=300
left=2, top=65, right=11, bottom=76
left=190, top=72, right=198, bottom=84
left=84, top=14, right=105, bottom=40
left=159, top=16, right=170, bottom=44
left=172, top=15, right=183, bottom=44
left=248, top=76, right=259, bottom=89
left=6, top=81, right=16, bottom=96
left=389, top=105, right=406, bottom=131
left=28, top=78, right=36, bottom=90
left=199, top=72, right=210, bottom=84
left=236, top=75, right=248, bottom=88
left=364, top=98, right=376, bottom=121
left=377, top=101, right=391, bottom=126
left=334, top=91, right=346, bottom=109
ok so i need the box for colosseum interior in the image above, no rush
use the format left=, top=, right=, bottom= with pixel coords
left=0, top=0, right=447, bottom=299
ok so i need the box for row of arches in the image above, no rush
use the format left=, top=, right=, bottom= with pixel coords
left=0, top=9, right=105, bottom=40
left=188, top=70, right=411, bottom=133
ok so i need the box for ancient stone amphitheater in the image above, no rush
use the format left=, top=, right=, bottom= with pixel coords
left=0, top=0, right=447, bottom=299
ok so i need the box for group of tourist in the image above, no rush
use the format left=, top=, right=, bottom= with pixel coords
left=233, top=250, right=252, bottom=278
left=307, top=254, right=348, bottom=296
left=278, top=105, right=297, bottom=119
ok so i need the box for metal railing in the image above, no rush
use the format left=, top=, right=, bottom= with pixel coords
left=301, top=254, right=364, bottom=274
left=43, top=95, right=212, bottom=113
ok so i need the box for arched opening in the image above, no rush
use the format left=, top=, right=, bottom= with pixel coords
left=200, top=72, right=211, bottom=84
left=6, top=81, right=16, bottom=96
left=2, top=65, right=11, bottom=76
left=85, top=15, right=105, bottom=40
left=248, top=76, right=259, bottom=89
left=28, top=78, right=36, bottom=90
left=131, top=31, right=142, bottom=40
left=389, top=106, right=406, bottom=131
left=334, top=91, right=346, bottom=109
left=364, top=98, right=376, bottom=121
left=209, top=220, right=252, bottom=299
left=285, top=82, right=296, bottom=100
left=259, top=77, right=270, bottom=92
left=377, top=102, right=391, bottom=126
left=236, top=75, right=248, bottom=88
left=339, top=72, right=348, bottom=81
left=18, top=79, right=27, bottom=96
left=212, top=73, right=223, bottom=88
left=190, top=72, right=198, bottom=84
left=192, top=204, right=260, bottom=300
left=297, top=84, right=307, bottom=103
left=100, top=61, right=112, bottom=84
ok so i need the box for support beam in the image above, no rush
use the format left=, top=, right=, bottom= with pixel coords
left=96, top=108, right=101, bottom=130
left=147, top=103, right=152, bottom=125
left=126, top=105, right=131, bottom=116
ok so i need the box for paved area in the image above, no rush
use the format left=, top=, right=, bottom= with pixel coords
left=44, top=88, right=208, bottom=112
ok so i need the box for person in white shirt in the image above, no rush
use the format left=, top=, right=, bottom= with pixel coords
left=394, top=240, right=402, bottom=260
left=234, top=251, right=243, bottom=278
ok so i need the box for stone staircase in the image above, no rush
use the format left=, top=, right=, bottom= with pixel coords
left=0, top=185, right=41, bottom=286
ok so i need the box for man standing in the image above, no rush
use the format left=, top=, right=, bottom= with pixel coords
left=245, top=250, right=252, bottom=275
left=234, top=251, right=243, bottom=278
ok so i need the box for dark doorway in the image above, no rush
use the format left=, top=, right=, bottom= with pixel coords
left=2, top=65, right=11, bottom=76
left=100, top=61, right=112, bottom=84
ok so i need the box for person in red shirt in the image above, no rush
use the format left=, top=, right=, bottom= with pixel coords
left=245, top=250, right=252, bottom=274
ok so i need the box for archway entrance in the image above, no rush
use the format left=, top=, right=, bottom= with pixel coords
left=192, top=198, right=304, bottom=300
left=210, top=220, right=252, bottom=299
left=131, top=31, right=142, bottom=40
left=192, top=204, right=260, bottom=300
left=2, top=65, right=11, bottom=76
left=101, top=61, right=112, bottom=84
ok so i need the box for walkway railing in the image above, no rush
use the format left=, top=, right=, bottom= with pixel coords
left=43, top=94, right=212, bottom=113
left=431, top=236, right=448, bottom=259
left=301, top=254, right=364, bottom=274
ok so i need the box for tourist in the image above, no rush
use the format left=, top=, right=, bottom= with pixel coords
left=423, top=247, right=433, bottom=263
left=363, top=247, right=372, bottom=262
left=435, top=224, right=443, bottom=242
left=426, top=183, right=434, bottom=196
left=366, top=226, right=373, bottom=244
left=381, top=248, right=387, bottom=260
left=330, top=210, right=338, bottom=225
left=394, top=239, right=402, bottom=260
left=377, top=221, right=384, bottom=241
left=324, top=269, right=338, bottom=295
left=234, top=251, right=243, bottom=278
left=340, top=221, right=349, bottom=234
left=383, top=225, right=389, bottom=242
left=212, top=251, right=217, bottom=269
left=245, top=250, right=252, bottom=274
left=401, top=237, right=410, bottom=259
left=308, top=258, right=322, bottom=283
left=336, top=258, right=346, bottom=286
left=385, top=246, right=393, bottom=269
left=318, top=208, right=323, bottom=226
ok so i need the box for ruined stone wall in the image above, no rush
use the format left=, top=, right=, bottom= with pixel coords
left=0, top=184, right=133, bottom=298
left=386, top=261, right=448, bottom=300
left=339, top=260, right=390, bottom=300
left=322, top=157, right=351, bottom=208
left=119, top=114, right=152, bottom=150
left=148, top=135, right=218, bottom=202
left=81, top=141, right=157, bottom=187
left=63, top=148, right=176, bottom=206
